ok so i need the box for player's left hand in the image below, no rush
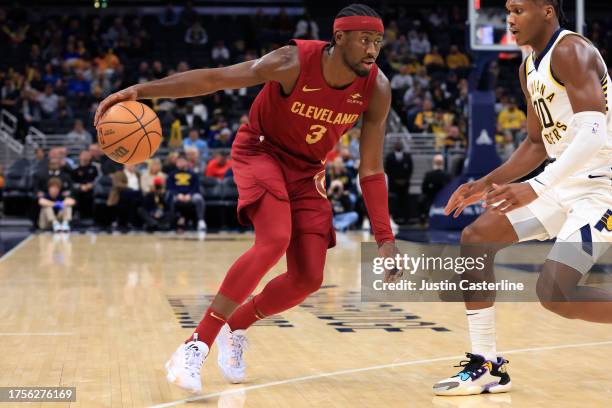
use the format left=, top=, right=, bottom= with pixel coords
left=378, top=241, right=403, bottom=283
left=484, top=182, right=538, bottom=214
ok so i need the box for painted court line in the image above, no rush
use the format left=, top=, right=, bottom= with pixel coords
left=0, top=234, right=33, bottom=263
left=149, top=339, right=612, bottom=407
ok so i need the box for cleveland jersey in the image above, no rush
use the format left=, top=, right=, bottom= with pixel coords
left=242, top=39, right=379, bottom=164
left=524, top=29, right=612, bottom=175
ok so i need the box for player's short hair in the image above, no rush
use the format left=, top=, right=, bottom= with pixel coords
left=535, top=0, right=566, bottom=25
left=331, top=3, right=382, bottom=47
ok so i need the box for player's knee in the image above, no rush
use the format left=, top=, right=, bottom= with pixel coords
left=293, top=272, right=324, bottom=295
left=256, top=229, right=291, bottom=260
left=537, top=271, right=579, bottom=318
left=461, top=224, right=487, bottom=244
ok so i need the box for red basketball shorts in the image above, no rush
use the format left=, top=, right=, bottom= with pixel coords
left=231, top=129, right=336, bottom=248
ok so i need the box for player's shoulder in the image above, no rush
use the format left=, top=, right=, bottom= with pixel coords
left=266, top=44, right=299, bottom=66
left=253, top=45, right=299, bottom=79
left=552, top=33, right=600, bottom=68
left=372, top=68, right=390, bottom=93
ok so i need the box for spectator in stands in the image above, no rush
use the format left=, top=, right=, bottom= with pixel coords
left=140, top=158, right=167, bottom=195
left=497, top=98, right=526, bottom=144
left=35, top=156, right=72, bottom=198
left=293, top=12, right=319, bottom=40
left=94, top=48, right=120, bottom=73
left=413, top=99, right=436, bottom=132
left=66, top=119, right=93, bottom=149
left=348, top=128, right=360, bottom=162
left=38, top=177, right=75, bottom=232
left=180, top=104, right=205, bottom=134
left=211, top=40, right=231, bottom=65
left=390, top=64, right=414, bottom=92
left=36, top=83, right=59, bottom=118
left=135, top=61, right=151, bottom=84
left=205, top=152, right=231, bottom=180
left=152, top=61, right=166, bottom=80
left=33, top=147, right=47, bottom=173
left=184, top=21, right=208, bottom=46
left=209, top=127, right=233, bottom=149
left=139, top=176, right=173, bottom=232
left=159, top=3, right=179, bottom=27
left=410, top=31, right=431, bottom=57
left=185, top=146, right=204, bottom=173
left=56, top=147, right=76, bottom=170
left=91, top=70, right=112, bottom=97
left=385, top=141, right=413, bottom=224
left=327, top=157, right=355, bottom=195
left=67, top=69, right=91, bottom=97
left=1, top=77, right=20, bottom=114
left=104, top=17, right=128, bottom=50
left=446, top=45, right=470, bottom=76
left=163, top=151, right=179, bottom=175
left=107, top=164, right=142, bottom=230
left=56, top=96, right=74, bottom=124
left=419, top=154, right=451, bottom=226
left=424, top=46, right=445, bottom=73
left=413, top=66, right=430, bottom=89
left=21, top=89, right=41, bottom=129
left=167, top=156, right=206, bottom=231
left=42, top=64, right=61, bottom=87
left=328, top=180, right=358, bottom=232
left=183, top=129, right=208, bottom=156
left=71, top=150, right=98, bottom=219
left=88, top=143, right=104, bottom=172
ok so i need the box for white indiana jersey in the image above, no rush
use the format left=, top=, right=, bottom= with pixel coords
left=524, top=29, right=612, bottom=175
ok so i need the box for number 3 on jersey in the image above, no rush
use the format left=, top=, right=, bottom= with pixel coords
left=306, top=124, right=327, bottom=144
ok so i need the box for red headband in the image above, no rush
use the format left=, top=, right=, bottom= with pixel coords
left=333, top=16, right=384, bottom=33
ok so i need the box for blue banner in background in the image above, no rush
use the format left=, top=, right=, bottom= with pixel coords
left=429, top=91, right=501, bottom=230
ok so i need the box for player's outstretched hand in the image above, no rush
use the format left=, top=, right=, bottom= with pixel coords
left=485, top=183, right=538, bottom=214
left=378, top=242, right=403, bottom=283
left=444, top=179, right=490, bottom=218
left=94, top=86, right=138, bottom=127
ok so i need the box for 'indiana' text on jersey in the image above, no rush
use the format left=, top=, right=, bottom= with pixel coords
left=525, top=29, right=612, bottom=160
left=244, top=39, right=379, bottom=163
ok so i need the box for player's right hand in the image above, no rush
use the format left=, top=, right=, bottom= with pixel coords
left=94, top=86, right=138, bottom=127
left=444, top=178, right=490, bottom=218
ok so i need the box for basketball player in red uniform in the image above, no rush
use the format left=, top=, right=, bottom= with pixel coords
left=95, top=4, right=400, bottom=394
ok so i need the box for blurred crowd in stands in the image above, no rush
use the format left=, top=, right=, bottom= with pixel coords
left=2, top=2, right=607, bottom=232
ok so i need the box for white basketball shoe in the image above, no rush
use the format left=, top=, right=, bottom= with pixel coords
left=165, top=334, right=209, bottom=394
left=216, top=323, right=248, bottom=383
left=433, top=353, right=511, bottom=396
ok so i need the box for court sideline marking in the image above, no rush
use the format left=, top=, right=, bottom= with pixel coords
left=149, top=339, right=612, bottom=407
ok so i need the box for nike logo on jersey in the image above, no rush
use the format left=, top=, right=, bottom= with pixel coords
left=587, top=174, right=608, bottom=179
left=302, top=85, right=322, bottom=92
left=527, top=69, right=536, bottom=75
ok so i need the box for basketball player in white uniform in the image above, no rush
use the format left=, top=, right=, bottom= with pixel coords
left=433, top=0, right=612, bottom=395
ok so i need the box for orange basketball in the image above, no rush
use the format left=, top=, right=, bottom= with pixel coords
left=96, top=101, right=162, bottom=164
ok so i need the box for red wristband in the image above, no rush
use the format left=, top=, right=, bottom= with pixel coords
left=360, top=173, right=394, bottom=245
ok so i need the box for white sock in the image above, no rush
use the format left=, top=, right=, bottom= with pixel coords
left=466, top=306, right=497, bottom=362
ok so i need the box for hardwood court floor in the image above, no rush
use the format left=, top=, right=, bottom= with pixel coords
left=0, top=233, right=611, bottom=408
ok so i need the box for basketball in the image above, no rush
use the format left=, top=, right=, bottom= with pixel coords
left=96, top=101, right=162, bottom=164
